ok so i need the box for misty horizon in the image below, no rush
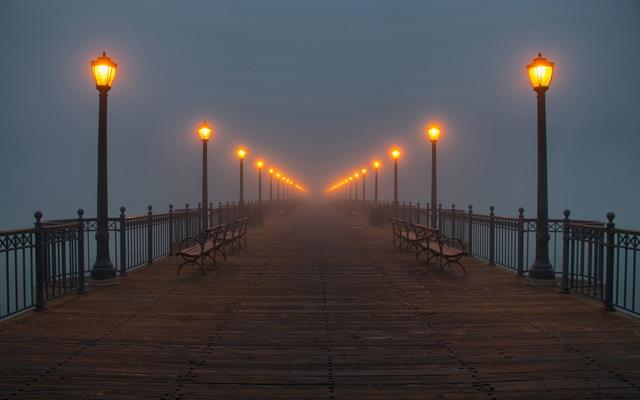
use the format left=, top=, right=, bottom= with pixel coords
left=1, top=0, right=639, bottom=229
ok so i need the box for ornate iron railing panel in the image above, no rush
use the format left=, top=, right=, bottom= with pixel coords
left=0, top=228, right=36, bottom=318
left=0, top=202, right=255, bottom=320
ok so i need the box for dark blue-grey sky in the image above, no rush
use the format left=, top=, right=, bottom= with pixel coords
left=1, top=0, right=639, bottom=228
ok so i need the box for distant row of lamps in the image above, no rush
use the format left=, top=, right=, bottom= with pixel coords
left=88, top=52, right=306, bottom=281
left=326, top=52, right=555, bottom=280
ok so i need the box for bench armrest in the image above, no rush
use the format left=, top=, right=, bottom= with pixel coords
left=177, top=237, right=202, bottom=252
left=442, top=237, right=466, bottom=253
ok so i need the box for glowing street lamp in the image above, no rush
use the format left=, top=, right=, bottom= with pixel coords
left=256, top=161, right=264, bottom=206
left=268, top=168, right=274, bottom=201
left=425, top=124, right=440, bottom=227
left=90, top=51, right=118, bottom=280
left=354, top=173, right=359, bottom=201
left=198, top=122, right=213, bottom=232
left=391, top=148, right=401, bottom=216
left=349, top=176, right=354, bottom=200
left=527, top=52, right=555, bottom=280
left=237, top=148, right=247, bottom=206
left=361, top=169, right=367, bottom=202
left=373, top=161, right=381, bottom=203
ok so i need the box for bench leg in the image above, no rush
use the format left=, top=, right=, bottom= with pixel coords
left=441, top=258, right=467, bottom=275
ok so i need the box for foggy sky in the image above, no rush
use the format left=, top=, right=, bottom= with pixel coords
left=1, top=0, right=639, bottom=229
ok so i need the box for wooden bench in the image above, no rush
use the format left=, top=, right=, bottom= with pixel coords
left=221, top=217, right=248, bottom=253
left=413, top=223, right=467, bottom=273
left=389, top=217, right=418, bottom=251
left=176, top=223, right=227, bottom=275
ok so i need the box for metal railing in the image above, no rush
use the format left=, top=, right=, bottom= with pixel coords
left=349, top=200, right=640, bottom=316
left=0, top=200, right=289, bottom=319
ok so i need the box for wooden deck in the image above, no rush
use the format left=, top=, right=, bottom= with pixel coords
left=2, top=204, right=640, bottom=399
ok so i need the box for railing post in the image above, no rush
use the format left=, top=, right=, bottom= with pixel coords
left=218, top=202, right=223, bottom=225
left=147, top=205, right=153, bottom=265
left=225, top=201, right=230, bottom=222
left=560, top=209, right=571, bottom=293
left=168, top=204, right=174, bottom=256
left=119, top=207, right=127, bottom=275
left=489, top=206, right=496, bottom=266
left=467, top=205, right=473, bottom=256
left=209, top=202, right=214, bottom=228
left=451, top=204, right=456, bottom=238
left=438, top=203, right=442, bottom=230
left=604, top=212, right=616, bottom=311
left=77, top=209, right=86, bottom=293
left=426, top=203, right=430, bottom=227
left=34, top=211, right=45, bottom=310
left=416, top=202, right=421, bottom=224
left=517, top=207, right=525, bottom=276
left=185, top=203, right=190, bottom=236
left=408, top=202, right=413, bottom=222
left=197, top=203, right=202, bottom=233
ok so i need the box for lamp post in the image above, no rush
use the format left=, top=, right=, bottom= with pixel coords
left=268, top=168, right=274, bottom=201
left=373, top=161, right=380, bottom=203
left=198, top=122, right=213, bottom=232
left=354, top=173, right=359, bottom=201
left=527, top=53, right=555, bottom=280
left=256, top=161, right=264, bottom=206
left=361, top=169, right=367, bottom=202
left=90, top=51, right=118, bottom=280
left=391, top=148, right=400, bottom=217
left=281, top=176, right=287, bottom=200
left=349, top=176, right=353, bottom=200
left=237, top=148, right=247, bottom=208
left=426, top=124, right=440, bottom=228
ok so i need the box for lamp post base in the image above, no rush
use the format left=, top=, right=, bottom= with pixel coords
left=90, top=259, right=117, bottom=280
left=528, top=263, right=555, bottom=280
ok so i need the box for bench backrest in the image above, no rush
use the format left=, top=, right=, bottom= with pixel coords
left=412, top=223, right=445, bottom=243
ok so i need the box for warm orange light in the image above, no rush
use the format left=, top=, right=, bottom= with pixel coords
left=391, top=148, right=401, bottom=160
left=361, top=169, right=367, bottom=175
left=268, top=168, right=274, bottom=175
left=426, top=124, right=440, bottom=142
left=354, top=173, right=359, bottom=178
left=276, top=173, right=281, bottom=178
left=236, top=148, right=247, bottom=159
left=198, top=122, right=212, bottom=141
left=373, top=161, right=381, bottom=169
left=91, top=51, right=118, bottom=89
left=256, top=160, right=264, bottom=169
left=527, top=53, right=554, bottom=91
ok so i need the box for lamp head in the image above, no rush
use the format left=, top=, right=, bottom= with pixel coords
left=236, top=148, right=247, bottom=159
left=527, top=52, right=554, bottom=91
left=391, top=148, right=401, bottom=160
left=198, top=122, right=213, bottom=141
left=91, top=51, right=118, bottom=90
left=426, top=124, right=440, bottom=142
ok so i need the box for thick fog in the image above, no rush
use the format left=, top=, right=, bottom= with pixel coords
left=1, top=0, right=639, bottom=229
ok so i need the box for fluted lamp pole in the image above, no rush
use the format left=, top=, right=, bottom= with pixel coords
left=361, top=169, right=367, bottom=202
left=237, top=149, right=247, bottom=216
left=426, top=124, right=440, bottom=228
left=373, top=161, right=380, bottom=204
left=198, top=122, right=213, bottom=232
left=90, top=51, right=118, bottom=280
left=527, top=53, right=555, bottom=280
left=268, top=168, right=274, bottom=201
left=256, top=161, right=264, bottom=206
left=391, top=148, right=401, bottom=217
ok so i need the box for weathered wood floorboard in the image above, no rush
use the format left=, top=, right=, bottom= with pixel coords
left=1, top=204, right=640, bottom=399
